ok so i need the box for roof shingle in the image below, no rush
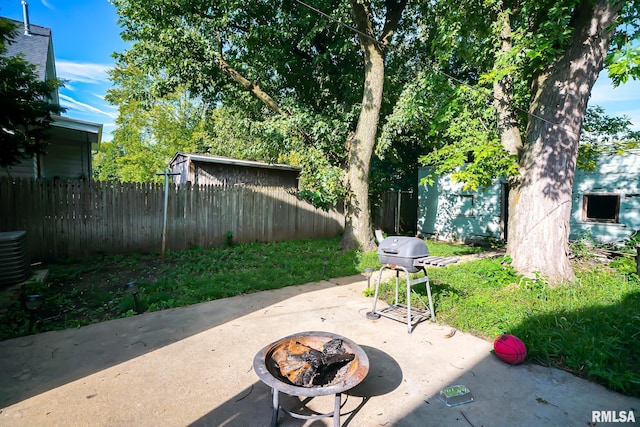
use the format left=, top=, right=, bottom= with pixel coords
left=3, top=18, right=53, bottom=81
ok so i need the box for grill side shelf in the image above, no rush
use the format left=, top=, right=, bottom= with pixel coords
left=413, top=256, right=460, bottom=267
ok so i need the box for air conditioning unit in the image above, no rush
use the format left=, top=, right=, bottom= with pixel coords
left=0, top=231, right=32, bottom=286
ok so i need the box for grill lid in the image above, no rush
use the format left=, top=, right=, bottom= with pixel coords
left=378, top=237, right=430, bottom=272
left=378, top=236, right=429, bottom=259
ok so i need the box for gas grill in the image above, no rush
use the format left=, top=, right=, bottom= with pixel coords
left=368, top=236, right=459, bottom=333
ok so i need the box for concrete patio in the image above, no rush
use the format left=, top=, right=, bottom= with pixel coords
left=1, top=273, right=638, bottom=426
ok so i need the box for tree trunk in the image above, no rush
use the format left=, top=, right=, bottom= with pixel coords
left=506, top=0, right=623, bottom=283
left=341, top=43, right=384, bottom=251
left=341, top=0, right=407, bottom=251
left=493, top=8, right=522, bottom=157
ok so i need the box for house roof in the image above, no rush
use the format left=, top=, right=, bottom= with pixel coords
left=3, top=18, right=54, bottom=83
left=170, top=152, right=302, bottom=173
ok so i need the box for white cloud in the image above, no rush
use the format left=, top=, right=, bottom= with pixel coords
left=588, top=75, right=640, bottom=131
left=59, top=93, right=118, bottom=119
left=40, top=0, right=54, bottom=10
left=56, top=60, right=111, bottom=85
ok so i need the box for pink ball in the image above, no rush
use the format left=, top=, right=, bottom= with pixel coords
left=493, top=334, right=527, bottom=365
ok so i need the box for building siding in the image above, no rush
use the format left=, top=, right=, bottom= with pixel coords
left=569, top=149, right=640, bottom=243
left=418, top=149, right=640, bottom=245
left=1, top=157, right=38, bottom=178
left=417, top=168, right=505, bottom=243
left=41, top=140, right=91, bottom=179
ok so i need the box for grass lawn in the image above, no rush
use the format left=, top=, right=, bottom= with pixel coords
left=371, top=248, right=640, bottom=397
left=0, top=236, right=637, bottom=397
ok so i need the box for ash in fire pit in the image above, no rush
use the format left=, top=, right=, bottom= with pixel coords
left=272, top=338, right=355, bottom=387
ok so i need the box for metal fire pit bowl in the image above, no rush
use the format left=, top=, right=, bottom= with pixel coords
left=253, top=331, right=369, bottom=427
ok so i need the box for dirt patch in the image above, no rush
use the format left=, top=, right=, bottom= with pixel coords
left=0, top=253, right=174, bottom=339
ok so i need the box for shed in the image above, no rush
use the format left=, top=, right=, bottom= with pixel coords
left=417, top=149, right=640, bottom=245
left=169, top=153, right=301, bottom=188
left=417, top=168, right=506, bottom=244
left=569, top=149, right=640, bottom=243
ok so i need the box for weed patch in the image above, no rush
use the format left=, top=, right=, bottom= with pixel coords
left=0, top=237, right=380, bottom=341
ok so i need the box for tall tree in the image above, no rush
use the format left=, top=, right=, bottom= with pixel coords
left=385, top=0, right=638, bottom=282
left=0, top=19, right=64, bottom=169
left=505, top=0, right=633, bottom=282
left=99, top=62, right=213, bottom=182
left=111, top=0, right=412, bottom=250
left=340, top=0, right=407, bottom=250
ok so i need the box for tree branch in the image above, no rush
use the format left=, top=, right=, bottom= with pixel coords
left=214, top=44, right=288, bottom=117
left=381, top=0, right=408, bottom=47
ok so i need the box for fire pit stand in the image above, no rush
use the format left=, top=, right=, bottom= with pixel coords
left=369, top=236, right=459, bottom=333
left=253, top=331, right=369, bottom=427
left=269, top=388, right=343, bottom=427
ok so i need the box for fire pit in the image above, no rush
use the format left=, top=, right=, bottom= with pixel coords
left=253, top=331, right=369, bottom=427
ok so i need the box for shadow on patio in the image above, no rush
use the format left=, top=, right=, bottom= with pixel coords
left=0, top=276, right=366, bottom=409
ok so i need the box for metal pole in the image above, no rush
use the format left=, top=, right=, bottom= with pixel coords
left=333, top=393, right=341, bottom=427
left=396, top=189, right=401, bottom=234
left=161, top=171, right=169, bottom=261
left=271, top=389, right=279, bottom=427
left=156, top=170, right=180, bottom=262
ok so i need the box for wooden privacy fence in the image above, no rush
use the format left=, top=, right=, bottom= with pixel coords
left=0, top=178, right=345, bottom=261
left=372, top=189, right=417, bottom=235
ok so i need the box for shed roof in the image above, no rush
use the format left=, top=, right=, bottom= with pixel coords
left=170, top=152, right=301, bottom=173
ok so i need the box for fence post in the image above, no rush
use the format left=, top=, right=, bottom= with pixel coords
left=635, top=245, right=640, bottom=277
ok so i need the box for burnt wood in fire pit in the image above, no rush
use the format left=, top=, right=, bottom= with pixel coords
left=271, top=338, right=355, bottom=387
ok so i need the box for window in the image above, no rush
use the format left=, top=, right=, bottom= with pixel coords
left=582, top=194, right=620, bottom=223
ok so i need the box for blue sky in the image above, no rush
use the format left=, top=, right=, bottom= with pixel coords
left=1, top=0, right=639, bottom=144
left=0, top=0, right=125, bottom=141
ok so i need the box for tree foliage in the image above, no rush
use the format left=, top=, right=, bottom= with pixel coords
left=111, top=0, right=366, bottom=116
left=110, top=0, right=416, bottom=229
left=96, top=86, right=211, bottom=182
left=95, top=59, right=212, bottom=182
left=381, top=0, right=640, bottom=186
left=0, top=19, right=64, bottom=169
left=378, top=0, right=640, bottom=281
left=108, top=0, right=639, bottom=271
left=107, top=0, right=365, bottom=194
